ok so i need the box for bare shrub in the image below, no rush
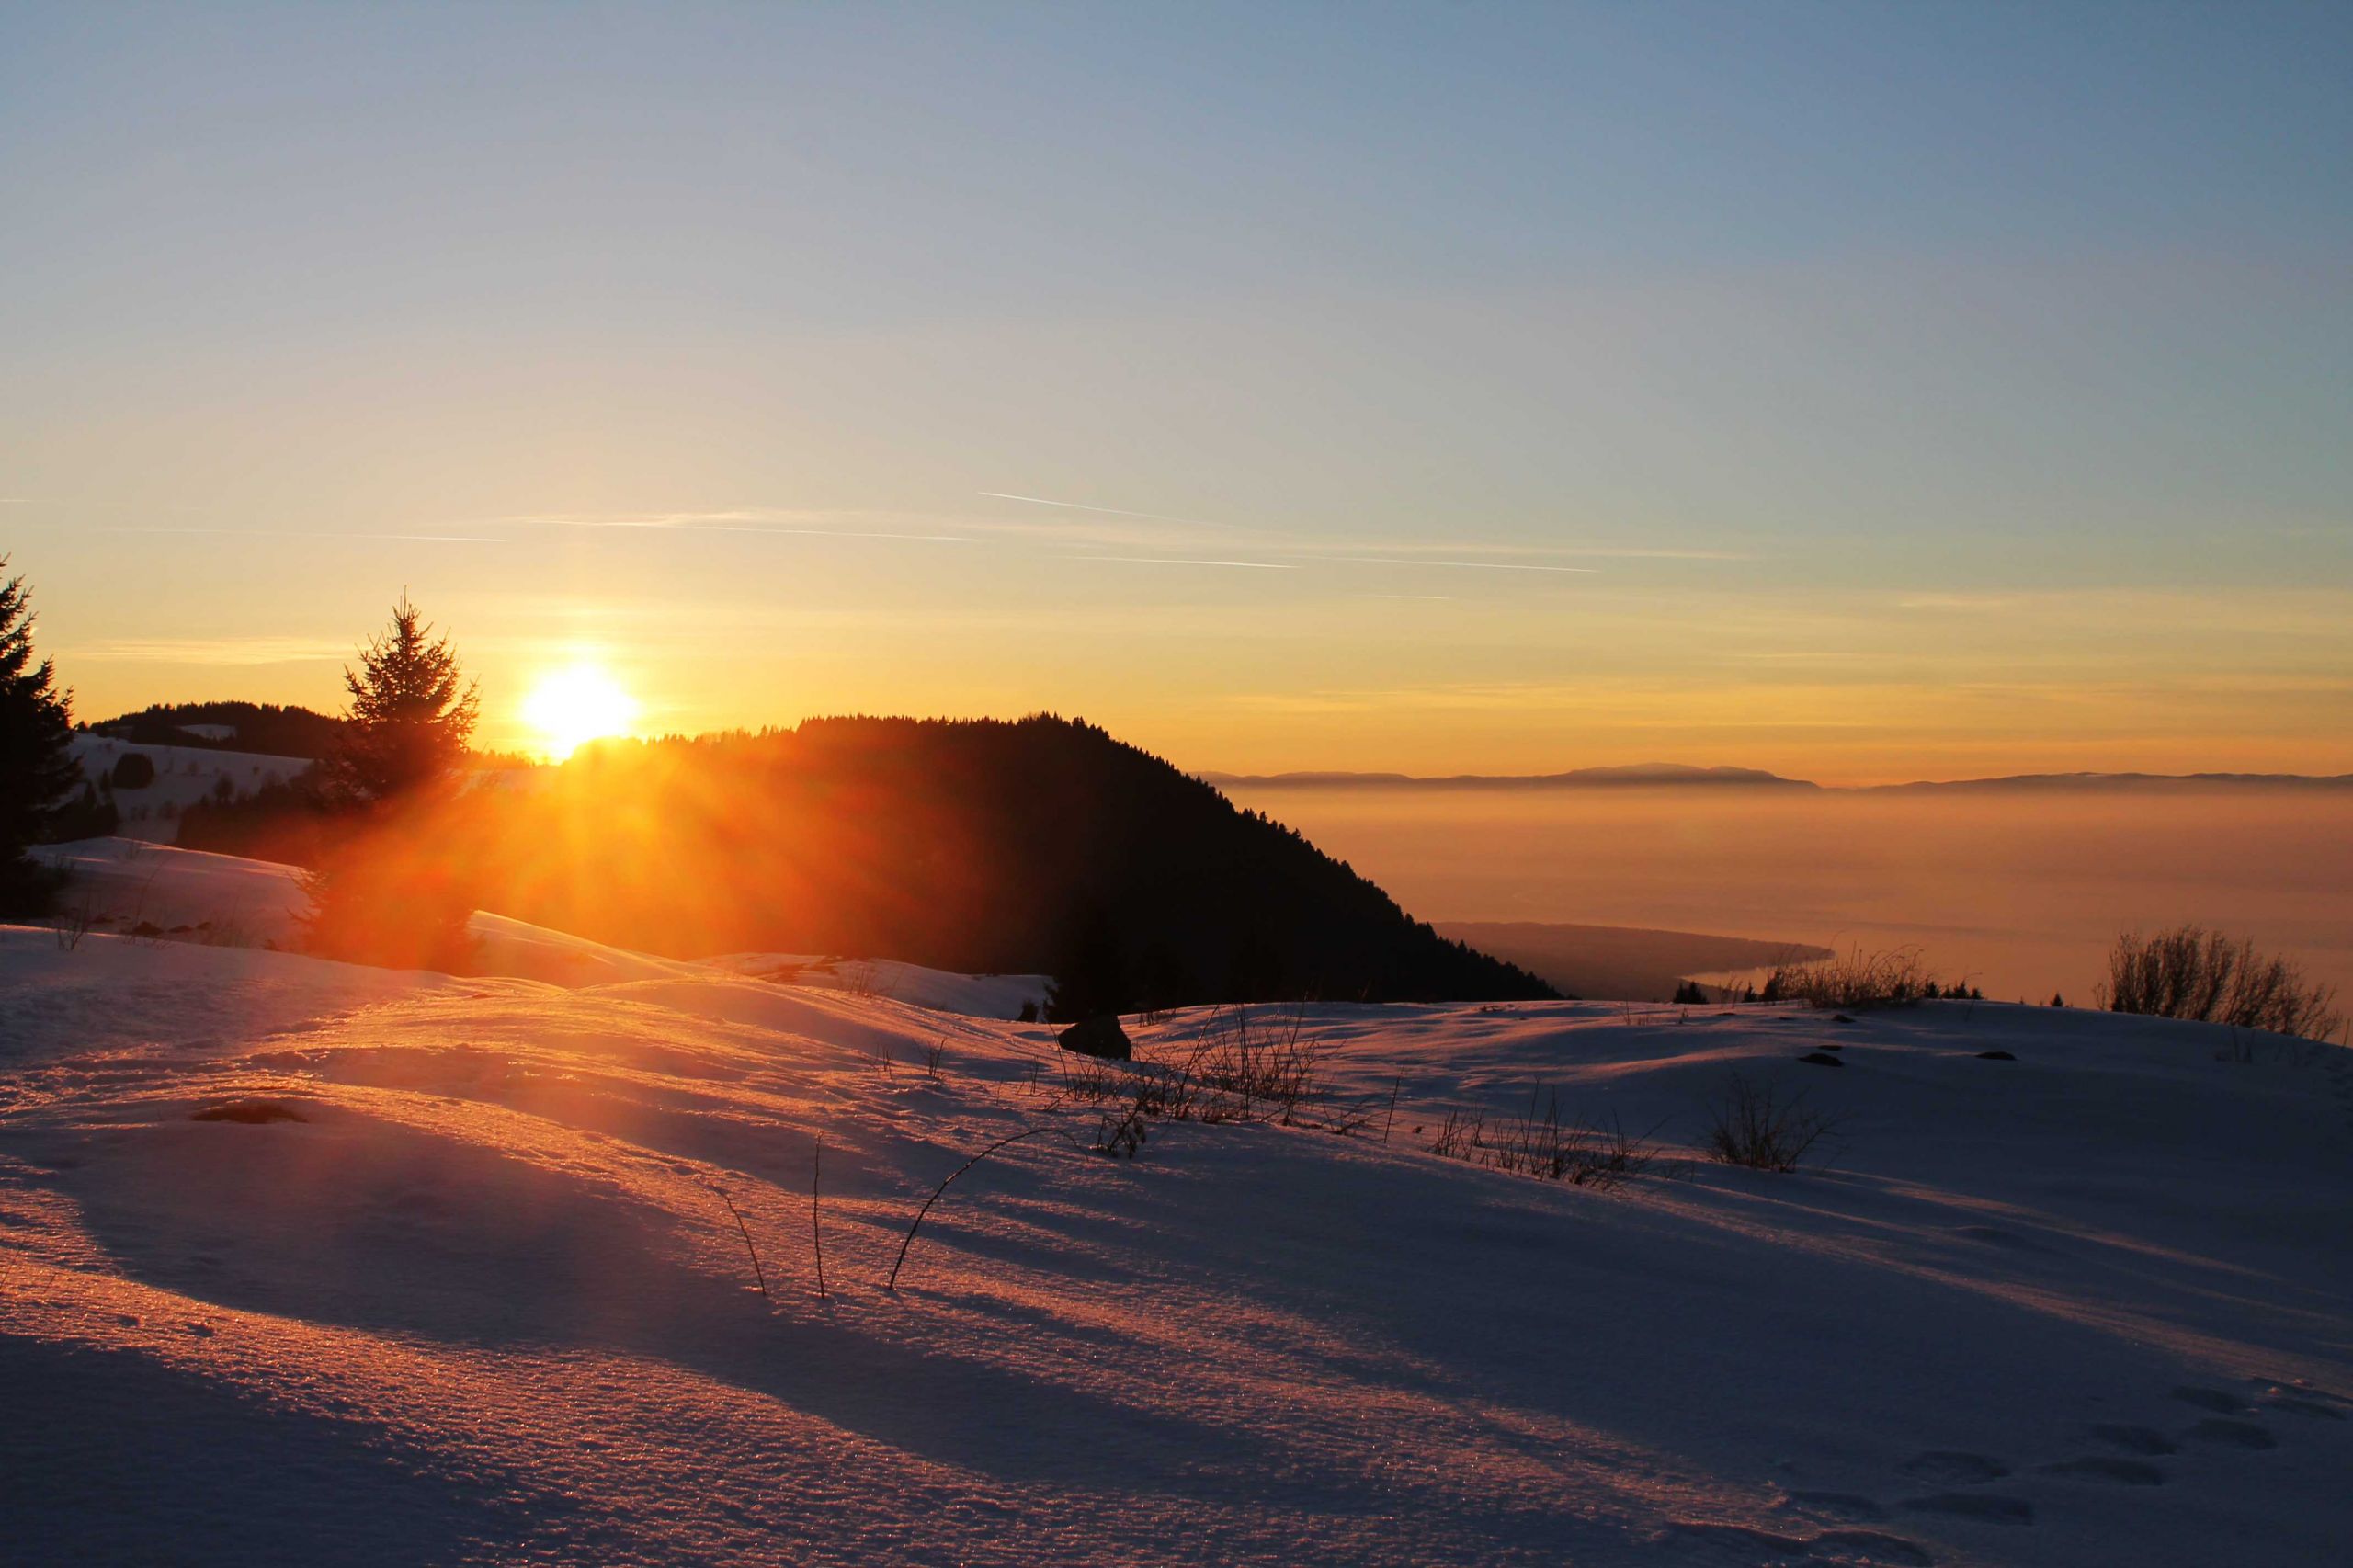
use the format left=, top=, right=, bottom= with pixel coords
left=1049, top=1049, right=1127, bottom=1106
left=1427, top=1106, right=1485, bottom=1162
left=1177, top=1003, right=1327, bottom=1126
left=2099, top=925, right=2341, bottom=1042
left=709, top=1184, right=772, bottom=1305
left=886, top=1126, right=1065, bottom=1291
left=1426, top=1087, right=1662, bottom=1189
left=1094, top=1103, right=1148, bottom=1158
left=837, top=959, right=896, bottom=1001
left=1700, top=1073, right=1844, bottom=1172
left=809, top=1137, right=828, bottom=1301
left=1759, top=947, right=1973, bottom=1009
left=52, top=892, right=97, bottom=951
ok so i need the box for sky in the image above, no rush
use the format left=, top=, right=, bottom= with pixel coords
left=3, top=2, right=2348, bottom=780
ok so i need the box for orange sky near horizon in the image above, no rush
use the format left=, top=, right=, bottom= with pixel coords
left=20, top=527, right=2350, bottom=786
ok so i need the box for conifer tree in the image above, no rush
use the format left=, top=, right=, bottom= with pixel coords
left=301, top=595, right=483, bottom=971
left=0, top=561, right=82, bottom=913
left=325, top=594, right=481, bottom=804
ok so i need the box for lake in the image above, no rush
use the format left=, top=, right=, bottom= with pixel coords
left=1222, top=784, right=2353, bottom=1013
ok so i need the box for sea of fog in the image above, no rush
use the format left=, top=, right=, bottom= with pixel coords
left=1222, top=785, right=2353, bottom=1011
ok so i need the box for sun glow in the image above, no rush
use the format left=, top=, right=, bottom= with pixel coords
left=522, top=665, right=641, bottom=759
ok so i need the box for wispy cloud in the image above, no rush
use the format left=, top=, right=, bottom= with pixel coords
left=508, top=494, right=1743, bottom=579
left=977, top=492, right=1212, bottom=526
left=523, top=511, right=981, bottom=544
left=975, top=487, right=1740, bottom=566
left=67, top=635, right=349, bottom=665
left=96, top=528, right=507, bottom=543
left=1291, top=540, right=1745, bottom=564
left=1295, top=553, right=1597, bottom=574
left=1069, top=554, right=1299, bottom=571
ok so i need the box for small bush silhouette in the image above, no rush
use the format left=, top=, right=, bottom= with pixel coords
left=1700, top=1073, right=1844, bottom=1172
left=110, top=752, right=157, bottom=790
left=2099, top=926, right=2339, bottom=1041
left=1757, top=948, right=1973, bottom=1009
left=1426, top=1086, right=1660, bottom=1189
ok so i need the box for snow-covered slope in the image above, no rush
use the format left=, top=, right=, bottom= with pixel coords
left=2, top=931, right=2346, bottom=1566
left=68, top=734, right=310, bottom=841
left=32, top=840, right=1046, bottom=1017
left=701, top=951, right=1051, bottom=1020
left=32, top=838, right=706, bottom=987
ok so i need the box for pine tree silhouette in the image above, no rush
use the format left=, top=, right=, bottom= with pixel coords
left=302, top=595, right=483, bottom=970
left=325, top=594, right=481, bottom=804
left=0, top=560, right=82, bottom=914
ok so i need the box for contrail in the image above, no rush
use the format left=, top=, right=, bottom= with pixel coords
left=980, top=492, right=1683, bottom=565
left=1302, top=554, right=1597, bottom=574
left=662, top=526, right=981, bottom=543
left=753, top=528, right=980, bottom=544
left=979, top=492, right=1209, bottom=525
left=1070, top=554, right=1298, bottom=571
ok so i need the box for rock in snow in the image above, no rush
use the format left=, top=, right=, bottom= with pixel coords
left=1057, top=1014, right=1133, bottom=1061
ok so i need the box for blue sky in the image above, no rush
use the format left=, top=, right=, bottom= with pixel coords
left=3, top=3, right=2347, bottom=776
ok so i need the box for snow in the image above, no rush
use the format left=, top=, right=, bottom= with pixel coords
left=701, top=952, right=1051, bottom=1020
left=30, top=838, right=703, bottom=988
left=68, top=735, right=309, bottom=841
left=3, top=923, right=2347, bottom=1565
left=30, top=841, right=1049, bottom=1018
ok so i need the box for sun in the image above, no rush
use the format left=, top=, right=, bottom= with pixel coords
left=521, top=664, right=641, bottom=759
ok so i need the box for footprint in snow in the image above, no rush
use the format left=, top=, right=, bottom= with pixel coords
left=2039, top=1457, right=2165, bottom=1485
left=1896, top=1451, right=2009, bottom=1485
left=2089, top=1423, right=2177, bottom=1456
left=2170, top=1385, right=2246, bottom=1413
left=1667, top=1520, right=1933, bottom=1566
left=1898, top=1493, right=2034, bottom=1527
left=2182, top=1417, right=2277, bottom=1450
left=1781, top=1491, right=1887, bottom=1522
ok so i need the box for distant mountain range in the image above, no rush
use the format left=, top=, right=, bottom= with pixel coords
left=1860, top=771, right=2353, bottom=792
left=1205, top=764, right=2353, bottom=791
left=1201, top=764, right=1813, bottom=789
left=84, top=704, right=2349, bottom=797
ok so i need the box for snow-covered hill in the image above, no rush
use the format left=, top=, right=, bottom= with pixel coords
left=1, top=927, right=2346, bottom=1566
left=68, top=734, right=311, bottom=841
left=29, top=839, right=1050, bottom=1015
